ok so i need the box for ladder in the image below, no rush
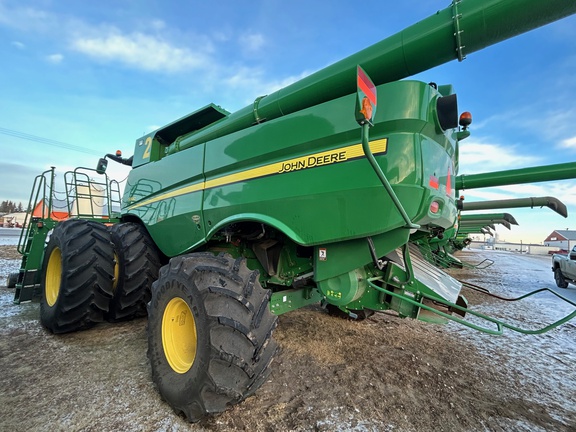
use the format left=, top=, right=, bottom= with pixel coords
left=13, top=167, right=121, bottom=304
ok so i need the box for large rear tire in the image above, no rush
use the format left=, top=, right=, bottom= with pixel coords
left=40, top=219, right=114, bottom=334
left=107, top=222, right=162, bottom=322
left=147, top=252, right=278, bottom=422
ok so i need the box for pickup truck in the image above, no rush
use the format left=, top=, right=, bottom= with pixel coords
left=551, top=247, right=576, bottom=288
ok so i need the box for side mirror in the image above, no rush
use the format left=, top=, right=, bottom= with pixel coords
left=96, top=157, right=108, bottom=174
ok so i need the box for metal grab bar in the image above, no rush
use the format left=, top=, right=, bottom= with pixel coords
left=367, top=277, right=576, bottom=335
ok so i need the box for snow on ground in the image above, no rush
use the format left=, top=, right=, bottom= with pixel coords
left=0, top=241, right=575, bottom=431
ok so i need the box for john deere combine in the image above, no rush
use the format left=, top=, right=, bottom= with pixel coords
left=11, top=0, right=576, bottom=422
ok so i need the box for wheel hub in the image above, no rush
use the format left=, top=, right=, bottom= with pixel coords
left=45, top=247, right=62, bottom=307
left=162, top=297, right=197, bottom=374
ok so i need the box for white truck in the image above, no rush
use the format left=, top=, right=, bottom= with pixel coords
left=552, top=247, right=576, bottom=288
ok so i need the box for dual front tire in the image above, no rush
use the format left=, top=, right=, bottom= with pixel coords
left=108, top=223, right=161, bottom=321
left=40, top=220, right=161, bottom=332
left=40, top=220, right=115, bottom=333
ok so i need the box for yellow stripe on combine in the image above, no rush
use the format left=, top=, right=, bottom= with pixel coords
left=127, top=138, right=387, bottom=210
left=127, top=182, right=205, bottom=209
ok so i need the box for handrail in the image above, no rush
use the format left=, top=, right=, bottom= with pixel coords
left=367, top=277, right=576, bottom=335
left=361, top=123, right=419, bottom=230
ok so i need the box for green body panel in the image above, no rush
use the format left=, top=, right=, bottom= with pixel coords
left=123, top=81, right=457, bottom=261
left=124, top=144, right=206, bottom=253
left=270, top=288, right=324, bottom=315
left=314, top=227, right=409, bottom=282
left=13, top=219, right=57, bottom=303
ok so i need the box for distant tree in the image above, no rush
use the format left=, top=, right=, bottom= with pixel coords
left=0, top=200, right=21, bottom=213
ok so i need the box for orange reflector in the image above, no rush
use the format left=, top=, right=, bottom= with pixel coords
left=430, top=202, right=439, bottom=213
left=429, top=175, right=439, bottom=190
left=360, top=97, right=373, bottom=121
left=116, top=150, right=122, bottom=156
left=357, top=66, right=377, bottom=106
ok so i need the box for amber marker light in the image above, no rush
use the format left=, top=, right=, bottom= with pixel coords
left=459, top=112, right=472, bottom=130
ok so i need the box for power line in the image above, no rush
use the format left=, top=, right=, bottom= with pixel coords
left=0, top=127, right=102, bottom=156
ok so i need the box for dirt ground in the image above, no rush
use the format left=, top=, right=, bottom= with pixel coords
left=1, top=245, right=575, bottom=431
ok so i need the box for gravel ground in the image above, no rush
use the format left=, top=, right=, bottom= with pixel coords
left=0, top=245, right=575, bottom=431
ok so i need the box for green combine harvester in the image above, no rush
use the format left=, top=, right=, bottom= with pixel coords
left=9, top=0, right=576, bottom=422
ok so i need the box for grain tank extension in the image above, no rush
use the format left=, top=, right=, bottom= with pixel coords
left=16, top=0, right=576, bottom=422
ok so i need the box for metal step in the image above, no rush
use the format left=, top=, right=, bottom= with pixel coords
left=14, top=284, right=39, bottom=303
left=388, top=243, right=462, bottom=304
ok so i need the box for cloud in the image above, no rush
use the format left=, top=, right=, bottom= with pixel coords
left=458, top=140, right=540, bottom=174
left=225, top=67, right=312, bottom=101
left=536, top=108, right=576, bottom=138
left=560, top=136, right=576, bottom=149
left=221, top=68, right=310, bottom=109
left=71, top=31, right=210, bottom=73
left=239, top=33, right=265, bottom=52
left=0, top=3, right=52, bottom=32
left=0, top=161, right=44, bottom=203
left=150, top=20, right=166, bottom=31
left=11, top=41, right=25, bottom=49
left=0, top=3, right=213, bottom=74
left=46, top=53, right=63, bottom=64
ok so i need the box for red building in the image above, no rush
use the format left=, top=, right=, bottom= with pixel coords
left=543, top=230, right=576, bottom=250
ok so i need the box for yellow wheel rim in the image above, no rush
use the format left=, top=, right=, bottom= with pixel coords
left=112, top=252, right=120, bottom=293
left=45, top=247, right=62, bottom=307
left=162, top=297, right=197, bottom=374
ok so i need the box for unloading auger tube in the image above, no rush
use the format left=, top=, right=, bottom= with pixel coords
left=456, top=161, right=576, bottom=191
left=458, top=196, right=568, bottom=218
left=459, top=213, right=518, bottom=226
left=163, top=0, right=576, bottom=154
left=460, top=220, right=511, bottom=230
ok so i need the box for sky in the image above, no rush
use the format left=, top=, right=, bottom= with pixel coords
left=1, top=0, right=576, bottom=244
